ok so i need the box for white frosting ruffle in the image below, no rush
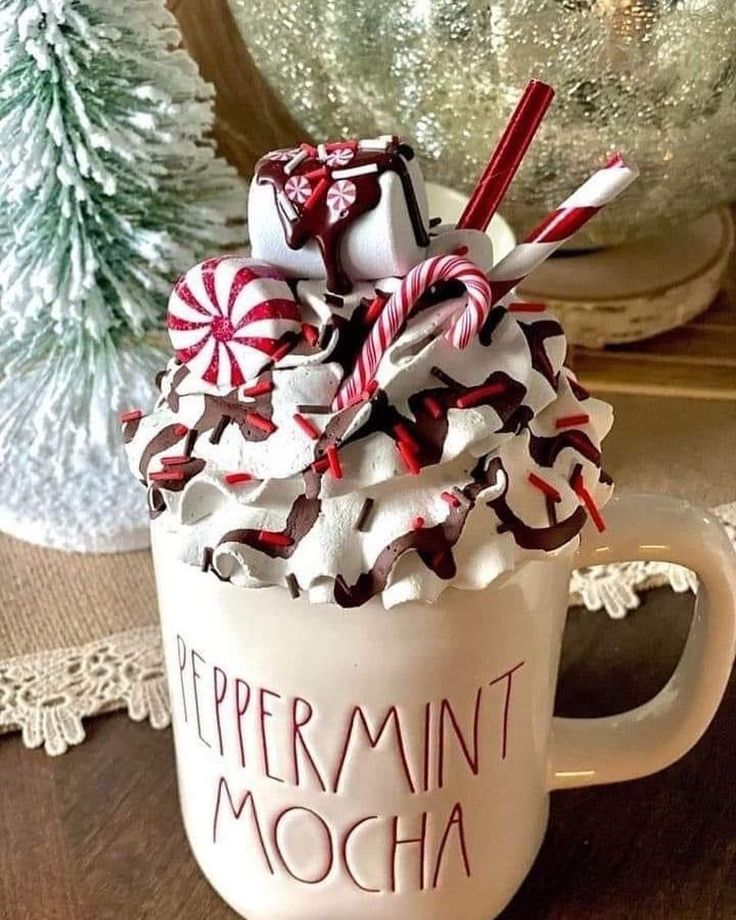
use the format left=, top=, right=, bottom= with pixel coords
left=126, top=264, right=612, bottom=609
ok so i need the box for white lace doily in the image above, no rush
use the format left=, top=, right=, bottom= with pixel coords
left=570, top=502, right=735, bottom=618
left=0, top=627, right=170, bottom=756
left=1, top=501, right=733, bottom=756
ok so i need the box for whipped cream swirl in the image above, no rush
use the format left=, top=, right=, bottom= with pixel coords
left=124, top=260, right=612, bottom=609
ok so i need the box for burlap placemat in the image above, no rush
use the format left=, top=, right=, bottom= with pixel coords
left=0, top=392, right=733, bottom=753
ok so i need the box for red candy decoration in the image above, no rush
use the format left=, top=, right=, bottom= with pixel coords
left=225, top=472, right=253, bottom=485
left=528, top=472, right=561, bottom=502
left=293, top=414, right=320, bottom=440
left=326, top=445, right=343, bottom=479
left=167, top=256, right=301, bottom=388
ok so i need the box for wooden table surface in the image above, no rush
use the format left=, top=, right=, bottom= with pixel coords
left=1, top=587, right=734, bottom=920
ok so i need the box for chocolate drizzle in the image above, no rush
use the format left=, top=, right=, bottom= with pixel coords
left=567, top=375, right=590, bottom=401
left=126, top=234, right=611, bottom=609
left=139, top=425, right=189, bottom=480
left=165, top=365, right=190, bottom=413
left=528, top=430, right=601, bottom=468
left=334, top=500, right=469, bottom=608
left=484, top=459, right=587, bottom=552
left=518, top=319, right=565, bottom=387
left=147, top=487, right=166, bottom=519
left=256, top=139, right=429, bottom=294
left=122, top=418, right=141, bottom=444
left=334, top=459, right=507, bottom=608
left=218, top=495, right=321, bottom=561
left=478, top=306, right=508, bottom=347
left=344, top=371, right=528, bottom=473
left=190, top=376, right=278, bottom=446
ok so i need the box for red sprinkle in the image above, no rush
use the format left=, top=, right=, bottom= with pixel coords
left=397, top=441, right=421, bottom=476
left=555, top=413, right=590, bottom=429
left=150, top=469, right=184, bottom=483
left=174, top=424, right=189, bottom=437
left=300, top=142, right=317, bottom=157
left=120, top=409, right=143, bottom=423
left=508, top=302, right=546, bottom=313
left=301, top=323, right=319, bottom=346
left=304, top=176, right=330, bottom=210
left=455, top=383, right=506, bottom=409
left=528, top=472, right=561, bottom=502
left=225, top=472, right=253, bottom=485
left=258, top=530, right=293, bottom=547
left=440, top=491, right=460, bottom=508
left=311, top=457, right=330, bottom=473
left=393, top=423, right=421, bottom=452
left=572, top=473, right=606, bottom=532
left=453, top=245, right=469, bottom=256
left=412, top=516, right=425, bottom=530
left=303, top=166, right=329, bottom=181
left=243, top=379, right=274, bottom=397
left=161, top=455, right=189, bottom=467
left=246, top=411, right=276, bottom=434
left=424, top=395, right=444, bottom=419
left=326, top=445, right=343, bottom=479
left=271, top=338, right=296, bottom=363
left=293, top=413, right=320, bottom=440
left=364, top=292, right=389, bottom=323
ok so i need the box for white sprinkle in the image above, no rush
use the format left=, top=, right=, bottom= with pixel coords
left=284, top=149, right=308, bottom=175
left=359, top=138, right=390, bottom=151
left=317, top=143, right=328, bottom=160
left=332, top=163, right=379, bottom=180
left=278, top=191, right=298, bottom=221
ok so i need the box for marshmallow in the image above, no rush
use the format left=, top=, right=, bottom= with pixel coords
left=248, top=151, right=430, bottom=285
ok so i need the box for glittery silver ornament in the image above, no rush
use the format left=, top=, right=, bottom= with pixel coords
left=234, top=0, right=736, bottom=248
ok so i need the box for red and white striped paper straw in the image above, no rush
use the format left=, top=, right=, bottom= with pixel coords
left=332, top=155, right=636, bottom=411
left=333, top=255, right=491, bottom=410
left=486, top=154, right=638, bottom=304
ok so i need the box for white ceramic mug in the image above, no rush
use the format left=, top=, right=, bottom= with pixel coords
left=152, top=493, right=736, bottom=920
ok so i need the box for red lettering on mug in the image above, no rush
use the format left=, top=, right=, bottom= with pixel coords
left=213, top=665, right=227, bottom=757
left=332, top=706, right=416, bottom=795
left=191, top=648, right=211, bottom=749
left=341, top=816, right=381, bottom=893
left=291, top=697, right=327, bottom=791
left=211, top=776, right=274, bottom=874
left=235, top=678, right=251, bottom=769
left=437, top=688, right=483, bottom=789
left=273, top=807, right=333, bottom=884
left=489, top=661, right=525, bottom=760
left=431, top=803, right=471, bottom=887
left=390, top=812, right=428, bottom=893
left=176, top=634, right=188, bottom=722
left=258, top=688, right=285, bottom=783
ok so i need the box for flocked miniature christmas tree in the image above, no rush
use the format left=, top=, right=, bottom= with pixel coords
left=0, top=0, right=243, bottom=551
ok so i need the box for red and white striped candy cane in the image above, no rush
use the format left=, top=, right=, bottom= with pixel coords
left=486, top=154, right=638, bottom=304
left=333, top=255, right=491, bottom=409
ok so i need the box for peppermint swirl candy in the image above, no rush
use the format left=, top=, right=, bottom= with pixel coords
left=167, top=257, right=302, bottom=388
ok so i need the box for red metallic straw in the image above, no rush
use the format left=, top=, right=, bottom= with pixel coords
left=457, top=80, right=554, bottom=232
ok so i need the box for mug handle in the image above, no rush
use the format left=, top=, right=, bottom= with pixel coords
left=548, top=492, right=736, bottom=791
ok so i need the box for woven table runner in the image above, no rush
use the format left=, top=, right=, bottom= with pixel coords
left=0, top=393, right=734, bottom=754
